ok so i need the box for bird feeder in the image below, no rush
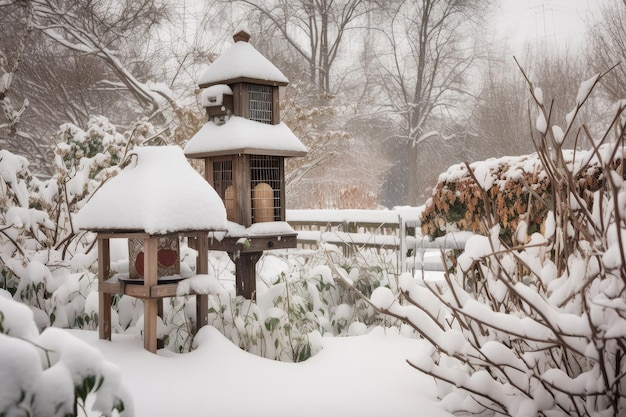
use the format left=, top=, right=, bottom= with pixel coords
left=75, top=146, right=227, bottom=353
left=185, top=28, right=307, bottom=299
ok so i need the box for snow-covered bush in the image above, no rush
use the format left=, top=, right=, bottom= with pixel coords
left=0, top=292, right=133, bottom=416
left=0, top=116, right=144, bottom=328
left=366, top=72, right=626, bottom=416
left=150, top=246, right=397, bottom=360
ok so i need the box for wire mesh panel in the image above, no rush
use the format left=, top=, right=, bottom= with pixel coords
left=250, top=155, right=281, bottom=222
left=248, top=84, right=272, bottom=124
left=213, top=159, right=235, bottom=221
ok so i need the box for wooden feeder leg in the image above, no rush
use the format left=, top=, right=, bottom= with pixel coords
left=143, top=237, right=159, bottom=353
left=98, top=236, right=112, bottom=341
left=195, top=233, right=209, bottom=330
left=233, top=252, right=262, bottom=301
left=157, top=299, right=164, bottom=350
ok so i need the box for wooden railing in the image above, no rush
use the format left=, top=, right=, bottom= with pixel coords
left=285, top=208, right=473, bottom=274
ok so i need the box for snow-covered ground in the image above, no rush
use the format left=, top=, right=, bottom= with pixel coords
left=73, top=325, right=451, bottom=417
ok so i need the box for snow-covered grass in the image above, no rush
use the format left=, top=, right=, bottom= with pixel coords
left=72, top=325, right=451, bottom=417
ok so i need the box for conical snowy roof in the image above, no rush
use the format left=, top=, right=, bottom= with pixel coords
left=75, top=146, right=227, bottom=234
left=197, top=30, right=288, bottom=88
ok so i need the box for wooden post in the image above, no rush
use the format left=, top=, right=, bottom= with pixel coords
left=98, top=235, right=112, bottom=341
left=143, top=236, right=159, bottom=353
left=232, top=252, right=262, bottom=301
left=195, top=232, right=209, bottom=330
left=233, top=154, right=252, bottom=226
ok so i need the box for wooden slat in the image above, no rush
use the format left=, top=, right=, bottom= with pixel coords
left=207, top=234, right=297, bottom=253
left=149, top=283, right=179, bottom=298
left=124, top=285, right=151, bottom=298
left=98, top=237, right=112, bottom=341
left=100, top=280, right=121, bottom=294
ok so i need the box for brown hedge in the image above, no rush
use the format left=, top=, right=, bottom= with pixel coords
left=420, top=151, right=618, bottom=244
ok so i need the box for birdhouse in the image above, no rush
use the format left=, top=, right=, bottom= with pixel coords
left=185, top=27, right=307, bottom=227
left=75, top=146, right=228, bottom=353
left=184, top=27, right=307, bottom=299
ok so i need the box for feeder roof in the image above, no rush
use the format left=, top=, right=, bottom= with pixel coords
left=197, top=38, right=289, bottom=88
left=184, top=116, right=308, bottom=158
left=75, top=146, right=227, bottom=235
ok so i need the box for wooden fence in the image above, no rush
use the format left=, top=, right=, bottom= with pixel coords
left=285, top=208, right=473, bottom=274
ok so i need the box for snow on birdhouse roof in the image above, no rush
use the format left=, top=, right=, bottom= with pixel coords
left=197, top=35, right=289, bottom=88
left=184, top=116, right=308, bottom=158
left=201, top=84, right=233, bottom=107
left=75, top=146, right=227, bottom=235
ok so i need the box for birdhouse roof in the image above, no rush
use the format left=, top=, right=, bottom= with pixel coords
left=75, top=146, right=227, bottom=234
left=197, top=38, right=289, bottom=88
left=183, top=116, right=308, bottom=158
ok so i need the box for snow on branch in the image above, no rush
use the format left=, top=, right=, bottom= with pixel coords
left=364, top=71, right=626, bottom=416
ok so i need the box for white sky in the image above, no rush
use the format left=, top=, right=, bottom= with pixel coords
left=493, top=0, right=607, bottom=54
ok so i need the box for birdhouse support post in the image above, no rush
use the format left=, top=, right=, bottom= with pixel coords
left=98, top=236, right=112, bottom=341
left=143, top=236, right=159, bottom=353
left=231, top=252, right=262, bottom=301
left=195, top=232, right=209, bottom=329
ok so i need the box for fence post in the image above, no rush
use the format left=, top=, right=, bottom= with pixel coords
left=399, top=214, right=406, bottom=273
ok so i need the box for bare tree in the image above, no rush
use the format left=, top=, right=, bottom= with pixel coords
left=587, top=1, right=626, bottom=103
left=26, top=0, right=170, bottom=115
left=587, top=2, right=626, bottom=100
left=0, top=0, right=177, bottom=174
left=0, top=2, right=35, bottom=166
left=236, top=0, right=370, bottom=96
left=369, top=0, right=489, bottom=205
left=470, top=48, right=592, bottom=162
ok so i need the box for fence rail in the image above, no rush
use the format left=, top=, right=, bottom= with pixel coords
left=285, top=209, right=472, bottom=274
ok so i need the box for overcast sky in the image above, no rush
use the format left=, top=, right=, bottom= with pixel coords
left=494, top=0, right=606, bottom=54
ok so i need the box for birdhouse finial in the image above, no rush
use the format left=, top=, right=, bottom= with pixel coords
left=233, top=25, right=251, bottom=43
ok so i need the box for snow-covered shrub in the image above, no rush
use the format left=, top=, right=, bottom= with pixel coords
left=366, top=72, right=626, bottom=416
left=0, top=293, right=133, bottom=416
left=160, top=247, right=397, bottom=361
left=0, top=116, right=144, bottom=329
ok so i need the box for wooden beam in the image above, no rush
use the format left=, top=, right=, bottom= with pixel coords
left=206, top=234, right=297, bottom=253
left=232, top=252, right=262, bottom=301
left=99, top=279, right=121, bottom=294
left=143, top=237, right=159, bottom=353
left=98, top=236, right=112, bottom=341
left=149, top=283, right=178, bottom=298
left=233, top=154, right=251, bottom=226
left=195, top=232, right=209, bottom=329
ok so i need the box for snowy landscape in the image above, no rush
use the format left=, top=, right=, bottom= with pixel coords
left=2, top=1, right=626, bottom=417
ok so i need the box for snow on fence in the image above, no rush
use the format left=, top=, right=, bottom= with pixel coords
left=285, top=208, right=473, bottom=274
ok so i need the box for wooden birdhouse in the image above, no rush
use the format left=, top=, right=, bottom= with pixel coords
left=186, top=28, right=306, bottom=226
left=185, top=27, right=307, bottom=299
left=75, top=146, right=228, bottom=353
